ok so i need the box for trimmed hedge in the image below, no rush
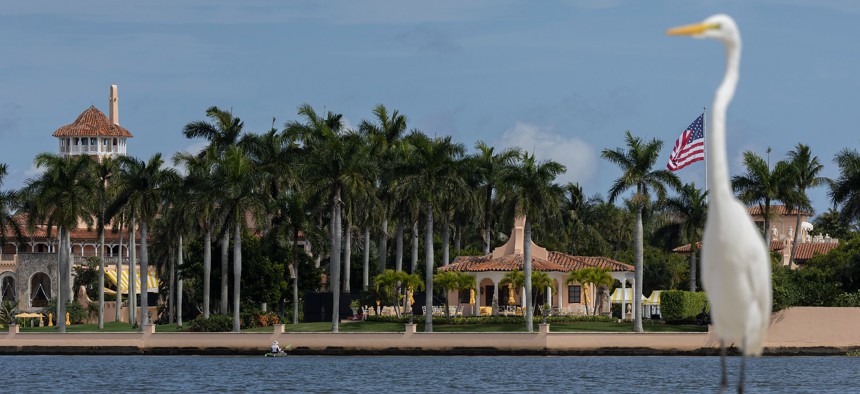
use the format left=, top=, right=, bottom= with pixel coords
left=186, top=314, right=233, bottom=332
left=366, top=314, right=614, bottom=325
left=661, top=290, right=707, bottom=324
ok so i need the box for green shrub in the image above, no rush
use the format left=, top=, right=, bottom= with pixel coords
left=186, top=314, right=233, bottom=332
left=834, top=291, right=860, bottom=307
left=661, top=290, right=707, bottom=324
left=366, top=314, right=614, bottom=325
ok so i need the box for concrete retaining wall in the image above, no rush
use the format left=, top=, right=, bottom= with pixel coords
left=2, top=307, right=858, bottom=355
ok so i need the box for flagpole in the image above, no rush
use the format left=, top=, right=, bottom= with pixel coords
left=703, top=106, right=708, bottom=203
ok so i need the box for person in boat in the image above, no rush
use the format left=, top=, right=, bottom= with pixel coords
left=271, top=341, right=282, bottom=354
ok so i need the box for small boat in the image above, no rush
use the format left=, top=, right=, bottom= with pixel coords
left=264, top=352, right=288, bottom=357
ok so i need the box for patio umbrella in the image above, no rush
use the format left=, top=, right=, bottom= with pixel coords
left=469, top=289, right=475, bottom=305
left=508, top=285, right=515, bottom=304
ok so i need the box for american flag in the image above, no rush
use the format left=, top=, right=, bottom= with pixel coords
left=666, top=114, right=705, bottom=171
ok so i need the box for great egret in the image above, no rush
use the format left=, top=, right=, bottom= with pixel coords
left=668, top=15, right=772, bottom=393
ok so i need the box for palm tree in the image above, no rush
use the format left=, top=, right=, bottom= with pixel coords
left=500, top=269, right=526, bottom=310
left=658, top=183, right=707, bottom=291
left=395, top=132, right=467, bottom=332
left=108, top=154, right=179, bottom=327
left=0, top=164, right=24, bottom=257
left=183, top=106, right=246, bottom=316
left=602, top=131, right=680, bottom=332
left=289, top=104, right=376, bottom=332
left=24, top=154, right=96, bottom=333
left=360, top=105, right=407, bottom=274
left=830, top=148, right=860, bottom=226
left=783, top=144, right=827, bottom=266
left=433, top=271, right=458, bottom=319
left=471, top=141, right=521, bottom=254
left=530, top=271, right=554, bottom=311
left=565, top=269, right=591, bottom=315
left=93, top=157, right=117, bottom=329
left=732, top=150, right=790, bottom=246
left=499, top=152, right=565, bottom=332
left=584, top=267, right=614, bottom=316
left=212, top=145, right=267, bottom=332
left=173, top=152, right=220, bottom=318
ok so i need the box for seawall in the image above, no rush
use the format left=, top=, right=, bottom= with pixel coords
left=1, top=307, right=858, bottom=356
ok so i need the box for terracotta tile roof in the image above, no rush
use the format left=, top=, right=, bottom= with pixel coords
left=548, top=253, right=634, bottom=272
left=441, top=252, right=633, bottom=273
left=793, top=242, right=840, bottom=261
left=440, top=254, right=569, bottom=272
left=3, top=223, right=142, bottom=242
left=52, top=106, right=134, bottom=138
left=748, top=205, right=810, bottom=217
left=672, top=240, right=784, bottom=253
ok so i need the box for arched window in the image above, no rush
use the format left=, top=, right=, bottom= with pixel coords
left=1, top=276, right=15, bottom=302
left=30, top=273, right=51, bottom=308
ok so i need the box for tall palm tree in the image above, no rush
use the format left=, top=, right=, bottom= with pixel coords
left=183, top=106, right=246, bottom=316
left=471, top=141, right=521, bottom=254
left=94, top=157, right=117, bottom=329
left=289, top=104, right=376, bottom=332
left=658, top=183, right=707, bottom=291
left=24, top=154, right=96, bottom=333
left=783, top=144, right=827, bottom=266
left=0, top=164, right=24, bottom=257
left=359, top=105, right=408, bottom=274
left=602, top=131, right=680, bottom=332
left=732, top=150, right=790, bottom=246
left=395, top=132, right=467, bottom=332
left=108, top=154, right=179, bottom=327
left=212, top=145, right=267, bottom=332
left=173, top=152, right=220, bottom=318
left=830, top=148, right=860, bottom=227
left=499, top=152, right=565, bottom=332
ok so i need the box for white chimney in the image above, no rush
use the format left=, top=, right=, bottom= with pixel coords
left=109, top=84, right=119, bottom=125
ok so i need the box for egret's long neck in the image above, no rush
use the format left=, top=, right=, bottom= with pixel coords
left=708, top=37, right=741, bottom=197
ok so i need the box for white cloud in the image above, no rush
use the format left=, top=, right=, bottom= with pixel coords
left=495, top=122, right=597, bottom=185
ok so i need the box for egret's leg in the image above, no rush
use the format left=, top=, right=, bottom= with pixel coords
left=738, top=338, right=748, bottom=394
left=719, top=339, right=728, bottom=391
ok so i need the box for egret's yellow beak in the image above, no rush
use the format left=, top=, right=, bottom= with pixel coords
left=667, top=22, right=719, bottom=36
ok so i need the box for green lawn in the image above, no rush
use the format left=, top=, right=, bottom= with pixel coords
left=9, top=320, right=706, bottom=333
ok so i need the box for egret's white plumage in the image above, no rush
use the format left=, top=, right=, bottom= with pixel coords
left=668, top=14, right=772, bottom=357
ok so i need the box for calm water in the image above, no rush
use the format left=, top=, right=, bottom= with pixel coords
left=1, top=355, right=856, bottom=393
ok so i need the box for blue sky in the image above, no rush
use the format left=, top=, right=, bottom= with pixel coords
left=1, top=1, right=858, bottom=219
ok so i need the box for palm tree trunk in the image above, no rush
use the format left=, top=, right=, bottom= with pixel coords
left=378, top=219, right=388, bottom=274
left=524, top=217, right=533, bottom=333
left=169, top=243, right=175, bottom=325
left=98, top=222, right=105, bottom=329
left=177, top=234, right=184, bottom=327
left=140, top=221, right=149, bottom=325
left=57, top=227, right=67, bottom=333
left=221, top=229, right=229, bottom=315
left=129, top=215, right=137, bottom=326
left=395, top=220, right=404, bottom=272
left=789, top=212, right=802, bottom=267
left=362, top=228, right=370, bottom=290
left=203, top=228, right=212, bottom=318
left=442, top=213, right=450, bottom=266
left=115, top=215, right=123, bottom=322
left=292, top=226, right=298, bottom=324
left=343, top=217, right=351, bottom=293
left=454, top=221, right=461, bottom=252
left=411, top=220, right=419, bottom=274
left=331, top=190, right=342, bottom=333
left=292, top=227, right=300, bottom=324
left=484, top=187, right=492, bottom=255
left=634, top=206, right=644, bottom=333
left=689, top=248, right=697, bottom=292
left=232, top=220, right=242, bottom=332
left=763, top=203, right=772, bottom=246
left=424, top=204, right=434, bottom=333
